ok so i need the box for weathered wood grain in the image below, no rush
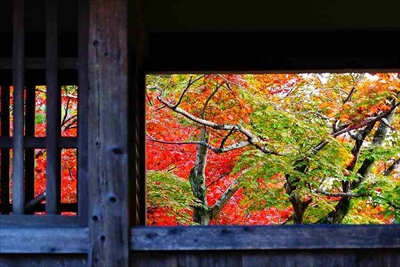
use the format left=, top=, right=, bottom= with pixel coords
left=132, top=252, right=178, bottom=267
left=12, top=0, right=25, bottom=215
left=0, top=215, right=78, bottom=226
left=132, top=249, right=400, bottom=267
left=0, top=136, right=77, bottom=148
left=45, top=0, right=61, bottom=215
left=131, top=225, right=400, bottom=250
left=1, top=202, right=77, bottom=213
left=0, top=227, right=88, bottom=253
left=88, top=0, right=131, bottom=266
left=77, top=0, right=90, bottom=227
left=0, top=255, right=86, bottom=267
left=129, top=0, right=146, bottom=228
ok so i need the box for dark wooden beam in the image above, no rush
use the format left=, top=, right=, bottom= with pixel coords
left=0, top=215, right=78, bottom=226
left=131, top=225, right=400, bottom=251
left=45, top=0, right=61, bottom=215
left=12, top=0, right=25, bottom=215
left=77, top=0, right=90, bottom=227
left=88, top=0, right=131, bottom=266
left=0, top=227, right=88, bottom=253
left=0, top=58, right=78, bottom=70
left=0, top=137, right=77, bottom=148
left=144, top=31, right=400, bottom=73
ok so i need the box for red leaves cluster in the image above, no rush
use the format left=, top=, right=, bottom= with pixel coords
left=146, top=75, right=293, bottom=225
left=2, top=86, right=78, bottom=212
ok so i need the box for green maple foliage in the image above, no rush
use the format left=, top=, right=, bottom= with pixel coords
left=146, top=73, right=400, bottom=225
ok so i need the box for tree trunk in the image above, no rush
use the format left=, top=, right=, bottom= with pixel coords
left=320, top=102, right=397, bottom=224
left=285, top=172, right=312, bottom=225
left=288, top=193, right=310, bottom=224
left=189, top=128, right=210, bottom=225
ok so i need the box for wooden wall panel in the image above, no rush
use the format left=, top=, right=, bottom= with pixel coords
left=132, top=249, right=400, bottom=267
left=0, top=255, right=86, bottom=267
left=88, top=0, right=131, bottom=265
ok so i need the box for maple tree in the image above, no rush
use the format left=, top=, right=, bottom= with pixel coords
left=1, top=85, right=78, bottom=213
left=146, top=73, right=400, bottom=225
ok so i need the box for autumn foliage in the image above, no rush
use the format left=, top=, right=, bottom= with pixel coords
left=146, top=73, right=400, bottom=226
left=1, top=85, right=78, bottom=213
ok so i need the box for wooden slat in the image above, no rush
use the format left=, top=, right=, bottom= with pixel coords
left=1, top=203, right=77, bottom=213
left=0, top=227, right=88, bottom=253
left=88, top=0, right=130, bottom=265
left=45, top=0, right=61, bottom=215
left=0, top=58, right=78, bottom=70
left=77, top=0, right=89, bottom=226
left=0, top=137, right=77, bottom=148
left=0, top=214, right=79, bottom=226
left=127, top=0, right=145, bottom=227
left=0, top=85, right=10, bottom=214
left=131, top=249, right=400, bottom=267
left=131, top=225, right=400, bottom=250
left=24, top=85, right=35, bottom=211
left=0, top=255, right=87, bottom=267
left=12, top=0, right=25, bottom=215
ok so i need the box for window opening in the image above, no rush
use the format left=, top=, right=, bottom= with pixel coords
left=146, top=73, right=400, bottom=226
left=1, top=85, right=79, bottom=216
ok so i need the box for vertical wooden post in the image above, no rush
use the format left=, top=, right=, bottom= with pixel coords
left=78, top=0, right=90, bottom=226
left=88, top=0, right=131, bottom=266
left=130, top=0, right=146, bottom=227
left=45, top=0, right=61, bottom=214
left=12, top=0, right=25, bottom=215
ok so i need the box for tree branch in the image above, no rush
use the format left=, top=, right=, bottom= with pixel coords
left=61, top=96, right=70, bottom=127
left=315, top=189, right=369, bottom=198
left=210, top=177, right=243, bottom=218
left=147, top=133, right=250, bottom=153
left=156, top=95, right=281, bottom=155
left=174, top=75, right=205, bottom=109
left=384, top=157, right=400, bottom=176
left=24, top=192, right=46, bottom=212
left=220, top=128, right=236, bottom=149
left=201, top=82, right=223, bottom=119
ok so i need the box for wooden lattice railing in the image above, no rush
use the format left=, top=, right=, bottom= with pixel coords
left=0, top=0, right=88, bottom=226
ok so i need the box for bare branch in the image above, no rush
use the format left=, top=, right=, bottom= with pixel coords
left=146, top=133, right=250, bottom=154
left=331, top=104, right=399, bottom=138
left=201, top=82, right=223, bottom=119
left=61, top=96, right=70, bottom=127
left=174, top=75, right=205, bottom=109
left=206, top=174, right=228, bottom=187
left=384, top=157, right=400, bottom=176
left=343, top=73, right=364, bottom=104
left=62, top=115, right=78, bottom=131
left=210, top=177, right=243, bottom=218
left=220, top=128, right=236, bottom=149
left=156, top=95, right=281, bottom=155
left=24, top=192, right=46, bottom=212
left=315, top=189, right=369, bottom=198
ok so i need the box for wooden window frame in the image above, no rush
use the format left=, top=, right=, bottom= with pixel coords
left=0, top=0, right=399, bottom=260
left=130, top=30, right=400, bottom=251
left=0, top=0, right=88, bottom=227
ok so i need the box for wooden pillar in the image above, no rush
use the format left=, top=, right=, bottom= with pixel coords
left=88, top=0, right=131, bottom=266
left=45, top=0, right=61, bottom=215
left=12, top=0, right=25, bottom=215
